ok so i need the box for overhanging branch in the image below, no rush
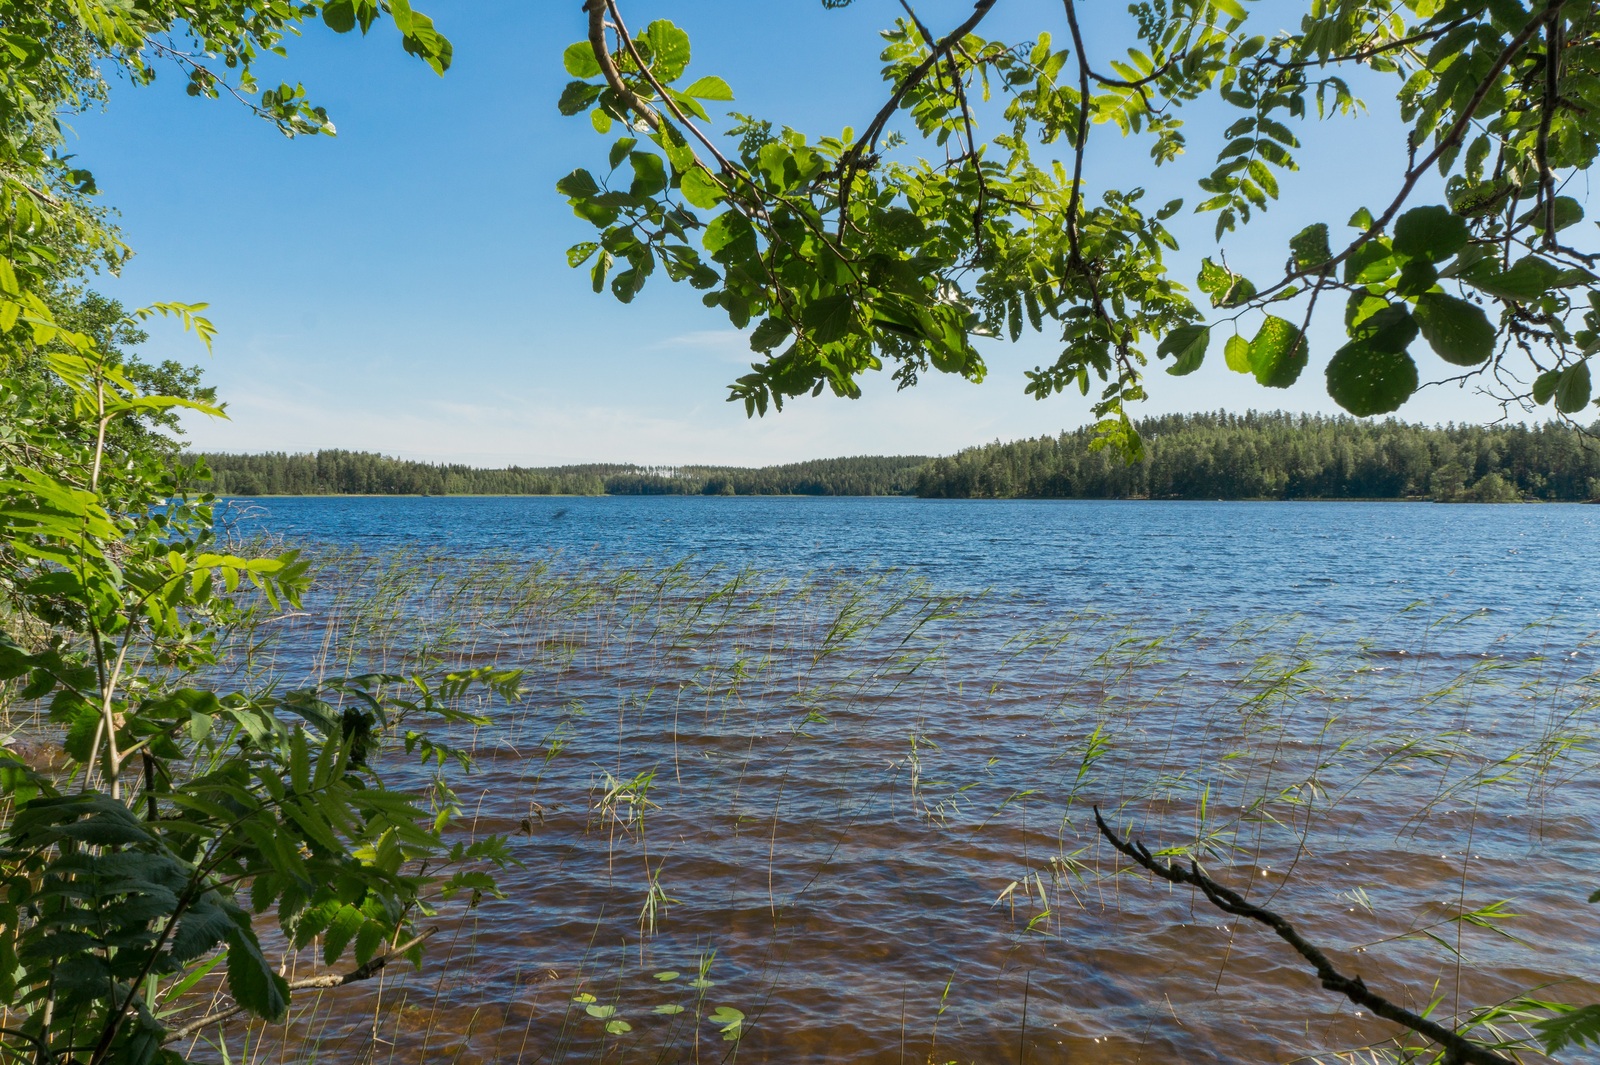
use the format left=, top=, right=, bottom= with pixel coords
left=1093, top=807, right=1515, bottom=1065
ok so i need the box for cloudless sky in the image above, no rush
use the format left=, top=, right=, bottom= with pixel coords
left=69, top=0, right=1549, bottom=466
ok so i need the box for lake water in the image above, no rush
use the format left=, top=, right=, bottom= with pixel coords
left=219, top=497, right=1600, bottom=1065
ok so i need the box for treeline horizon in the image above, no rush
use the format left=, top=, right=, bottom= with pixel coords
left=188, top=412, right=1600, bottom=502
left=186, top=451, right=929, bottom=498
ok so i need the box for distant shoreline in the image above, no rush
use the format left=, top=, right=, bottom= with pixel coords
left=191, top=412, right=1600, bottom=503
left=215, top=493, right=1557, bottom=504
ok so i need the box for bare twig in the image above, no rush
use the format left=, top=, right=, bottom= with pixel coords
left=162, top=928, right=439, bottom=1044
left=1092, top=807, right=1515, bottom=1065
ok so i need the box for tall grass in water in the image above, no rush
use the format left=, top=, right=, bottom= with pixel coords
left=191, top=550, right=1597, bottom=1065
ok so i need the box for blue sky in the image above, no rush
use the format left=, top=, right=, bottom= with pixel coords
left=72, top=0, right=1533, bottom=465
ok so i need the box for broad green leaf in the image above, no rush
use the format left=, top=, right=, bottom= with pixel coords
left=1460, top=256, right=1560, bottom=301
left=556, top=169, right=600, bottom=198
left=702, top=210, right=755, bottom=259
left=680, top=166, right=723, bottom=209
left=605, top=1019, right=632, bottom=1034
left=683, top=76, right=733, bottom=101
left=558, top=80, right=601, bottom=117
left=710, top=1005, right=745, bottom=1040
left=1555, top=361, right=1591, bottom=414
left=641, top=21, right=691, bottom=83
left=804, top=294, right=855, bottom=345
left=654, top=1003, right=686, bottom=1014
left=585, top=1004, right=616, bottom=1019
left=1413, top=292, right=1495, bottom=365
left=1157, top=324, right=1209, bottom=375
left=1289, top=223, right=1331, bottom=271
left=1197, top=258, right=1255, bottom=307
left=1392, top=205, right=1468, bottom=262
left=1248, top=316, right=1306, bottom=388
left=629, top=151, right=667, bottom=197
left=1326, top=343, right=1418, bottom=416
left=1223, top=334, right=1251, bottom=373
left=1344, top=241, right=1396, bottom=285
left=1348, top=304, right=1417, bottom=354
left=1517, top=196, right=1584, bottom=233
left=321, top=0, right=356, bottom=33
left=563, top=41, right=601, bottom=79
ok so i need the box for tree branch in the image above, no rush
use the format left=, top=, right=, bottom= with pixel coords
left=1092, top=807, right=1515, bottom=1065
left=581, top=0, right=660, bottom=132
left=1250, top=2, right=1560, bottom=304
left=162, top=928, right=439, bottom=1045
left=837, top=0, right=1000, bottom=231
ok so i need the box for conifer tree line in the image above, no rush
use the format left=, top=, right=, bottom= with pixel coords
left=195, top=414, right=1600, bottom=501
left=188, top=451, right=929, bottom=497
left=915, top=413, right=1600, bottom=501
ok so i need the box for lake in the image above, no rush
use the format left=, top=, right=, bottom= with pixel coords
left=219, top=497, right=1600, bottom=1064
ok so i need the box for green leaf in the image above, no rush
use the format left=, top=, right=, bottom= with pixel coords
left=1289, top=223, right=1331, bottom=271
left=605, top=1019, right=633, bottom=1034
left=1157, top=324, right=1209, bottom=375
left=585, top=1004, right=616, bottom=1019
left=556, top=169, right=600, bottom=198
left=803, top=294, right=855, bottom=344
left=1248, top=316, right=1306, bottom=388
left=558, top=80, right=601, bottom=117
left=654, top=1003, right=686, bottom=1014
left=1535, top=1004, right=1600, bottom=1053
left=702, top=210, right=755, bottom=259
left=1459, top=255, right=1560, bottom=301
left=1413, top=292, right=1495, bottom=365
left=1197, top=258, right=1255, bottom=307
left=1517, top=196, right=1584, bottom=233
left=1344, top=241, right=1395, bottom=285
left=1533, top=369, right=1560, bottom=405
left=1326, top=343, right=1419, bottom=416
left=1392, top=205, right=1469, bottom=262
left=710, top=1005, right=745, bottom=1040
left=641, top=21, right=691, bottom=83
left=1555, top=361, right=1591, bottom=414
left=563, top=41, right=601, bottom=79
left=683, top=76, right=733, bottom=101
left=224, top=914, right=289, bottom=1022
left=654, top=971, right=681, bottom=981
left=1223, top=334, right=1251, bottom=373
left=629, top=152, right=667, bottom=197
left=321, top=0, right=356, bottom=33
left=1348, top=304, right=1417, bottom=354
left=680, top=167, right=723, bottom=209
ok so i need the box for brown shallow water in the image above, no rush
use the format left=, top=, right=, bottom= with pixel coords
left=180, top=554, right=1597, bottom=1064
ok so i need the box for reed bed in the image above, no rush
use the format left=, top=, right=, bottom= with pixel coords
left=178, top=549, right=1598, bottom=1065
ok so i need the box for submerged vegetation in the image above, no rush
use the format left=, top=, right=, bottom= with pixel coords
left=189, top=550, right=1599, bottom=1064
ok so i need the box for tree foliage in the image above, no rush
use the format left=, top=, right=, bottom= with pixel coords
left=559, top=0, right=1600, bottom=453
left=913, top=410, right=1600, bottom=500
left=0, top=3, right=512, bottom=1063
left=192, top=450, right=928, bottom=497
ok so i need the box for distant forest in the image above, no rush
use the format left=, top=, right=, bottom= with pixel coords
left=913, top=413, right=1600, bottom=501
left=190, top=413, right=1600, bottom=502
left=188, top=451, right=928, bottom=497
